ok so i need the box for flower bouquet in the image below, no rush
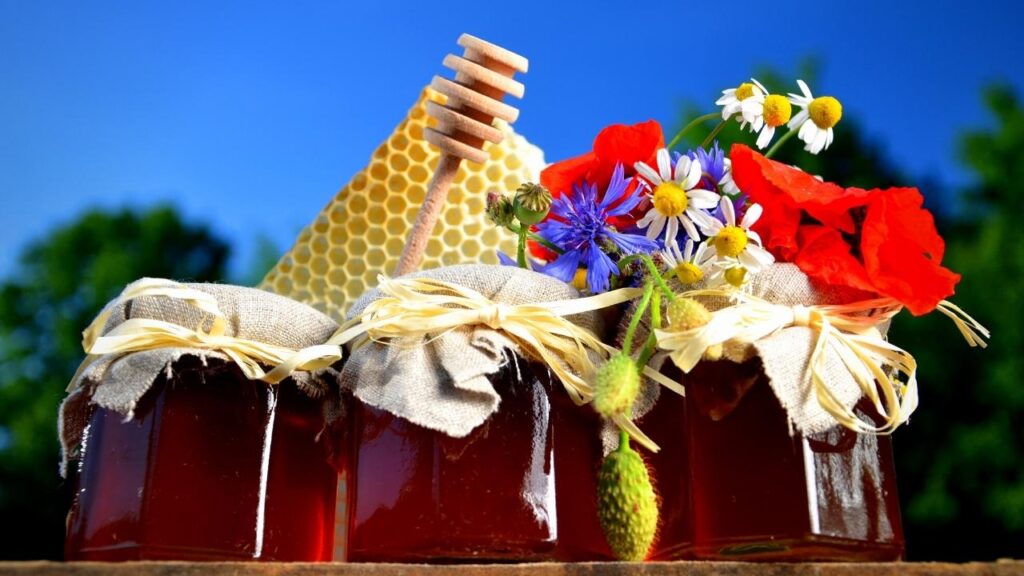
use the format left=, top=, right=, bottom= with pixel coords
left=482, top=77, right=988, bottom=561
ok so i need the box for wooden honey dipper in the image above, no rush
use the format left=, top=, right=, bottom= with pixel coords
left=394, top=33, right=528, bottom=276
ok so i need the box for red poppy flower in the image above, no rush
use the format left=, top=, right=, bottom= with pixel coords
left=540, top=120, right=664, bottom=197
left=860, top=187, right=960, bottom=315
left=730, top=144, right=959, bottom=314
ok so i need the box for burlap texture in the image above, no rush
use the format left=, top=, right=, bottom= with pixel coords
left=623, top=263, right=889, bottom=436
left=339, top=264, right=602, bottom=438
left=58, top=281, right=342, bottom=475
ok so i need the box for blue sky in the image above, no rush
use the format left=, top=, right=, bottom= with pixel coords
left=1, top=1, right=1022, bottom=279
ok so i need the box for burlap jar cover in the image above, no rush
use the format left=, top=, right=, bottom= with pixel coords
left=624, top=263, right=911, bottom=436
left=336, top=264, right=622, bottom=437
left=59, top=278, right=345, bottom=475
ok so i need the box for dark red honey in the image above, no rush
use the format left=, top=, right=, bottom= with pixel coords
left=347, top=359, right=565, bottom=562
left=665, top=359, right=905, bottom=561
left=64, top=359, right=338, bottom=561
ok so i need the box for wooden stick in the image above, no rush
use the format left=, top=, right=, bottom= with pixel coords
left=394, top=34, right=528, bottom=277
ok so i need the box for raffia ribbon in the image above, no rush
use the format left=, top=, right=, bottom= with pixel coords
left=71, top=278, right=344, bottom=389
left=655, top=288, right=989, bottom=434
left=330, top=275, right=683, bottom=452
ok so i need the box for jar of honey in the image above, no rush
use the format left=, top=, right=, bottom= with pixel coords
left=650, top=358, right=904, bottom=561
left=64, top=358, right=340, bottom=561
left=347, top=358, right=562, bottom=562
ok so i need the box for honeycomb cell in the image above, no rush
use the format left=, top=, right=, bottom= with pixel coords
left=310, top=256, right=329, bottom=277
left=347, top=237, right=367, bottom=256
left=260, top=87, right=545, bottom=323
left=442, top=228, right=462, bottom=248
left=408, top=165, right=429, bottom=184
left=345, top=258, right=366, bottom=278
left=384, top=238, right=405, bottom=258
left=347, top=194, right=367, bottom=214
left=364, top=248, right=387, bottom=269
left=425, top=237, right=443, bottom=259
left=313, top=215, right=330, bottom=234
left=294, top=245, right=312, bottom=265
left=366, top=227, right=386, bottom=247
left=385, top=216, right=406, bottom=237
left=388, top=154, right=409, bottom=172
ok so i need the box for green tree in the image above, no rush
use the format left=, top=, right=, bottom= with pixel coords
left=0, top=206, right=229, bottom=560
left=891, top=84, right=1024, bottom=561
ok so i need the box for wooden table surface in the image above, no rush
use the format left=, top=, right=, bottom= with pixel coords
left=1, top=561, right=1021, bottom=576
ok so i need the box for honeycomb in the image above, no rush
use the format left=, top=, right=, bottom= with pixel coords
left=261, top=87, right=545, bottom=323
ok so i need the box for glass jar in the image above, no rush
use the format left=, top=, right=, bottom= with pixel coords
left=347, top=358, right=565, bottom=562
left=680, top=359, right=904, bottom=561
left=64, top=357, right=339, bottom=561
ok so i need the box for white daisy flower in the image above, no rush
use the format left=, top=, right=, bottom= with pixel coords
left=787, top=79, right=843, bottom=154
left=661, top=238, right=712, bottom=286
left=634, top=149, right=720, bottom=242
left=696, top=197, right=775, bottom=274
left=742, top=93, right=794, bottom=150
left=705, top=257, right=751, bottom=289
left=716, top=79, right=768, bottom=122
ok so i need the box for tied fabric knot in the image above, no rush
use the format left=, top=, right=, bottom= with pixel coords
left=654, top=288, right=988, bottom=434
left=478, top=303, right=512, bottom=330
left=791, top=304, right=813, bottom=328
left=71, top=278, right=344, bottom=388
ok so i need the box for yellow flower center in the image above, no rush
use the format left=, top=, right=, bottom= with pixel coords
left=763, top=95, right=792, bottom=127
left=714, top=226, right=748, bottom=258
left=724, top=266, right=747, bottom=288
left=674, top=262, right=704, bottom=285
left=808, top=96, right=843, bottom=129
left=572, top=268, right=588, bottom=291
left=652, top=182, right=689, bottom=217
left=735, top=82, right=756, bottom=101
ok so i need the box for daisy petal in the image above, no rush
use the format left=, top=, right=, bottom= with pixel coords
left=740, top=203, right=763, bottom=228
left=665, top=217, right=679, bottom=242
left=683, top=157, right=703, bottom=189
left=688, top=189, right=720, bottom=209
left=657, top=148, right=672, bottom=182
left=635, top=161, right=662, bottom=186
left=646, top=214, right=666, bottom=240
left=680, top=215, right=699, bottom=242
left=720, top=195, right=736, bottom=226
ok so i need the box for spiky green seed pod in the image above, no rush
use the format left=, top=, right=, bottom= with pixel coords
left=597, top=439, right=658, bottom=562
left=512, top=182, right=551, bottom=225
left=665, top=297, right=711, bottom=332
left=593, top=353, right=641, bottom=418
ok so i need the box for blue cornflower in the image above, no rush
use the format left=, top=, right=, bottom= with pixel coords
left=535, top=163, right=658, bottom=293
left=687, top=142, right=739, bottom=194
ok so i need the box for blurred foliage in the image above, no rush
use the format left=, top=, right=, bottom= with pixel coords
left=889, top=84, right=1024, bottom=560
left=0, top=206, right=228, bottom=559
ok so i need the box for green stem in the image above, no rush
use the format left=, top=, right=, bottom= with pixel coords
left=667, top=112, right=720, bottom=151
left=636, top=289, right=661, bottom=369
left=640, top=254, right=675, bottom=301
left=700, top=120, right=728, bottom=149
left=507, top=224, right=563, bottom=254
left=618, top=429, right=630, bottom=451
left=516, top=227, right=528, bottom=268
left=764, top=128, right=798, bottom=159
left=622, top=281, right=654, bottom=355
